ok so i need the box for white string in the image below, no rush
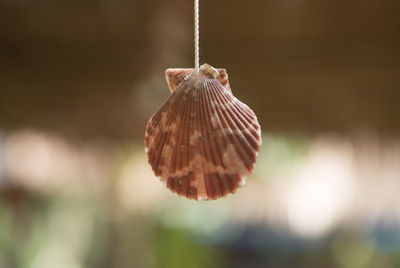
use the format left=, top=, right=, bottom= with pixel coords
left=194, top=0, right=199, bottom=71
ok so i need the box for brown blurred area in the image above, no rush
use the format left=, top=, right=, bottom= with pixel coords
left=1, top=0, right=399, bottom=140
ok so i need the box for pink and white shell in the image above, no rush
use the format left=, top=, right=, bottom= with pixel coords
left=145, top=64, right=261, bottom=200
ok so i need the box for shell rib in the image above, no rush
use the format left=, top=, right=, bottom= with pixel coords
left=145, top=64, right=261, bottom=200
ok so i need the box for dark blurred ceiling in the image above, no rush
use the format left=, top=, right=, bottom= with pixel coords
left=0, top=0, right=399, bottom=141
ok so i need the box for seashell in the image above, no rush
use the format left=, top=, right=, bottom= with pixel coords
left=145, top=63, right=261, bottom=200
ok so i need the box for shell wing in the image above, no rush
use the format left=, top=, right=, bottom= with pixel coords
left=145, top=70, right=261, bottom=200
left=165, top=68, right=231, bottom=93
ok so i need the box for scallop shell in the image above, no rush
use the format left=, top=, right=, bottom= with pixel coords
left=145, top=64, right=261, bottom=200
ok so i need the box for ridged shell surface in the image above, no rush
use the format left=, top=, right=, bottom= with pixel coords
left=145, top=66, right=261, bottom=200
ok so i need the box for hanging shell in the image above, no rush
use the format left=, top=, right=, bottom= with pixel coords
left=145, top=64, right=261, bottom=200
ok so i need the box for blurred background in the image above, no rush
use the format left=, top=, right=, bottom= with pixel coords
left=1, top=0, right=400, bottom=267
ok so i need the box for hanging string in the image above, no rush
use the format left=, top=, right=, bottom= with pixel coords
left=194, top=0, right=200, bottom=71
